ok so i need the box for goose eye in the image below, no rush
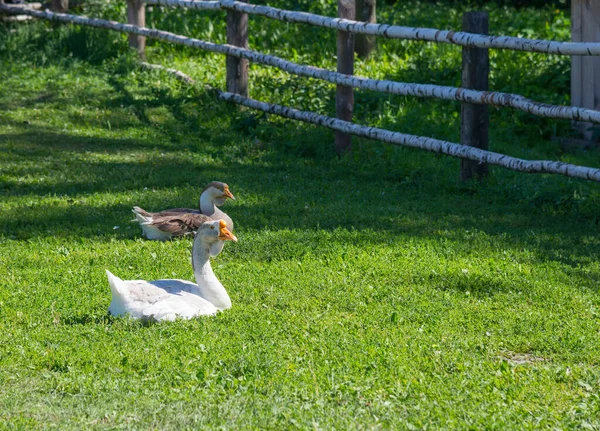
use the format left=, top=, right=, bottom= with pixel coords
left=210, top=226, right=215, bottom=230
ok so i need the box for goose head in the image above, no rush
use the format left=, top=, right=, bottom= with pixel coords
left=201, top=181, right=235, bottom=207
left=198, top=219, right=238, bottom=244
left=195, top=219, right=237, bottom=258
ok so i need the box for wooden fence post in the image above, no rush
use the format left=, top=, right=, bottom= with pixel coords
left=355, top=0, right=376, bottom=59
left=226, top=0, right=249, bottom=96
left=127, top=0, right=146, bottom=59
left=460, top=11, right=489, bottom=181
left=336, top=0, right=355, bottom=155
left=51, top=0, right=68, bottom=13
left=571, top=0, right=600, bottom=141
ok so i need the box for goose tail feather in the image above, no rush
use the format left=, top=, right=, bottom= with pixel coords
left=106, top=270, right=129, bottom=317
left=131, top=206, right=153, bottom=224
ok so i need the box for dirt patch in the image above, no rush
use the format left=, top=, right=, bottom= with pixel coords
left=499, top=350, right=547, bottom=366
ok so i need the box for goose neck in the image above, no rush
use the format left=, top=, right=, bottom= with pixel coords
left=192, top=236, right=232, bottom=310
left=200, top=192, right=216, bottom=216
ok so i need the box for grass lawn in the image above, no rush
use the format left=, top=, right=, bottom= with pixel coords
left=1, top=1, right=600, bottom=429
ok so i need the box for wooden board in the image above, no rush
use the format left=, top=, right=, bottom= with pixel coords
left=572, top=0, right=600, bottom=140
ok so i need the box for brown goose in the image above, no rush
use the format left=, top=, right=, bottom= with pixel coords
left=132, top=181, right=235, bottom=241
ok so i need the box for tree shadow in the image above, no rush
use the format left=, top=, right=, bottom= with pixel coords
left=2, top=127, right=598, bottom=283
left=62, top=312, right=161, bottom=327
left=2, top=65, right=600, bottom=299
left=62, top=313, right=117, bottom=326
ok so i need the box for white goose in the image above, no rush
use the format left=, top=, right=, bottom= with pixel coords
left=106, top=219, right=238, bottom=322
left=132, top=181, right=235, bottom=241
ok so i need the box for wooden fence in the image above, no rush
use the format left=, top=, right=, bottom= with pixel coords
left=2, top=1, right=600, bottom=182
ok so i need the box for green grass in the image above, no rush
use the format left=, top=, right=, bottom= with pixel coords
left=2, top=1, right=600, bottom=429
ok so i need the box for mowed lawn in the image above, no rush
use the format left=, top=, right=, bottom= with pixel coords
left=2, top=3, right=600, bottom=429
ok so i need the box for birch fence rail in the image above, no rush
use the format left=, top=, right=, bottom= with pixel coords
left=1, top=1, right=600, bottom=182
left=146, top=0, right=600, bottom=56
left=147, top=63, right=600, bottom=181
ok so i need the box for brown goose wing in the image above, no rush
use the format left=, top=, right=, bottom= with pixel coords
left=151, top=212, right=212, bottom=237
left=152, top=208, right=201, bottom=217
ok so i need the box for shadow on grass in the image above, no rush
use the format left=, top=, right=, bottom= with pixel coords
left=2, top=67, right=600, bottom=299
left=1, top=132, right=599, bottom=287
left=62, top=313, right=161, bottom=327
left=62, top=313, right=117, bottom=326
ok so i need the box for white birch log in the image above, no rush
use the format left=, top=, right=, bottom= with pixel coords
left=137, top=0, right=600, bottom=56
left=0, top=0, right=600, bottom=182
left=143, top=0, right=221, bottom=11
left=220, top=0, right=600, bottom=56
left=1, top=15, right=33, bottom=21
left=133, top=61, right=600, bottom=182
left=140, top=62, right=197, bottom=84
left=5, top=6, right=600, bottom=182
left=3, top=4, right=600, bottom=125
left=219, top=92, right=600, bottom=182
left=0, top=2, right=42, bottom=9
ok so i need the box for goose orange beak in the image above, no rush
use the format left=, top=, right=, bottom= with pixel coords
left=218, top=220, right=237, bottom=242
left=222, top=186, right=235, bottom=200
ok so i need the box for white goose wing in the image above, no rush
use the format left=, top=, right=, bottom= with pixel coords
left=141, top=291, right=218, bottom=321
left=109, top=277, right=218, bottom=321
